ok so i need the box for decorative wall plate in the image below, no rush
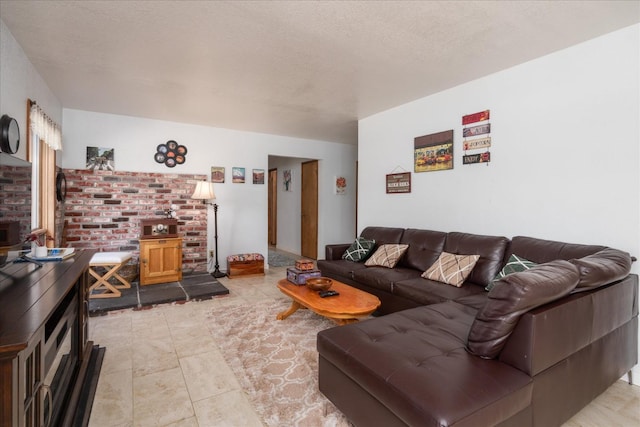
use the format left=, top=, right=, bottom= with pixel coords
left=155, top=140, right=187, bottom=167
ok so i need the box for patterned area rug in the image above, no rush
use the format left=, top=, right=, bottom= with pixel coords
left=268, top=250, right=297, bottom=267
left=207, top=299, right=351, bottom=427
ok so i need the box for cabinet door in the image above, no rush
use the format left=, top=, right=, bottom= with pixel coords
left=140, top=238, right=182, bottom=285
left=18, top=330, right=44, bottom=427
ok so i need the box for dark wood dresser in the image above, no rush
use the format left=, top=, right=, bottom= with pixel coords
left=0, top=250, right=99, bottom=427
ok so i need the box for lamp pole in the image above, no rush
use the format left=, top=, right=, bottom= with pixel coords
left=211, top=202, right=225, bottom=278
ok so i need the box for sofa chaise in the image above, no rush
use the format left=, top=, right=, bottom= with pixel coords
left=316, top=227, right=638, bottom=427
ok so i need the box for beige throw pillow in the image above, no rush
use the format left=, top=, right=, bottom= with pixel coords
left=364, top=244, right=409, bottom=268
left=422, top=252, right=480, bottom=287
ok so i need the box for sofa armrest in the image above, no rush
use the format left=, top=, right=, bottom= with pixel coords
left=325, top=244, right=350, bottom=260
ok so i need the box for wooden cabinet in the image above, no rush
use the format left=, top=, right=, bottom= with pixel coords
left=0, top=250, right=95, bottom=427
left=140, top=237, right=183, bottom=285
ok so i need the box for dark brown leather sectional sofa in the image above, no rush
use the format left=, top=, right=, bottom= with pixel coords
left=316, top=227, right=638, bottom=427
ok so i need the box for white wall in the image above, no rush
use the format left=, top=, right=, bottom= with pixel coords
left=61, top=109, right=357, bottom=265
left=0, top=19, right=62, bottom=161
left=358, top=24, right=640, bottom=383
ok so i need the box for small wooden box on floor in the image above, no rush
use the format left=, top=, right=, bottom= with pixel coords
left=227, top=253, right=265, bottom=278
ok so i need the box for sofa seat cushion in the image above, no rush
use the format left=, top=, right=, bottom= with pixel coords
left=317, top=303, right=532, bottom=427
left=453, top=293, right=490, bottom=310
left=317, top=259, right=368, bottom=280
left=393, top=277, right=487, bottom=306
left=352, top=266, right=422, bottom=293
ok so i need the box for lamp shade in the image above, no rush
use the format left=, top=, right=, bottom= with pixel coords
left=191, top=181, right=216, bottom=200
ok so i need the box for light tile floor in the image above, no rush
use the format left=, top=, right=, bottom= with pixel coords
left=89, top=266, right=640, bottom=426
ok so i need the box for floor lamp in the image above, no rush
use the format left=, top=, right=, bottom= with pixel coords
left=191, top=181, right=226, bottom=278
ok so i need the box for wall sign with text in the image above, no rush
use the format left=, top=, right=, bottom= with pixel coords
left=462, top=110, right=491, bottom=166
left=386, top=172, right=411, bottom=194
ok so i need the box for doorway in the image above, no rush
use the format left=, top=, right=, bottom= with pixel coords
left=268, top=168, right=277, bottom=246
left=301, top=160, right=318, bottom=259
left=267, top=157, right=319, bottom=260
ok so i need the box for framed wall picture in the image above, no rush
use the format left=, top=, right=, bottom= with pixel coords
left=414, top=130, right=454, bottom=173
left=87, top=146, right=115, bottom=171
left=335, top=176, right=346, bottom=194
left=211, top=166, right=225, bottom=183
left=232, top=167, right=245, bottom=183
left=283, top=169, right=292, bottom=191
left=253, top=169, right=265, bottom=184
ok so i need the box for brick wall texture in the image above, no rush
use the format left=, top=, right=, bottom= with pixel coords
left=0, top=162, right=32, bottom=243
left=63, top=169, right=209, bottom=274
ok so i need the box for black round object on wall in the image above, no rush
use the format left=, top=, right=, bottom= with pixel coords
left=0, top=115, right=20, bottom=154
left=154, top=140, right=187, bottom=167
left=56, top=171, right=67, bottom=202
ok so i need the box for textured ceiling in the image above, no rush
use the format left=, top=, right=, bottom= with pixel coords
left=1, top=1, right=638, bottom=144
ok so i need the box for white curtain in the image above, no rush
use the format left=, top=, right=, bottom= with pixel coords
left=29, top=103, right=62, bottom=151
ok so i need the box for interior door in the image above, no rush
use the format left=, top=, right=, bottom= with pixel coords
left=301, top=160, right=318, bottom=259
left=268, top=168, right=277, bottom=246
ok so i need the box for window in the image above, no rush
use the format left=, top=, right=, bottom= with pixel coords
left=27, top=99, right=62, bottom=246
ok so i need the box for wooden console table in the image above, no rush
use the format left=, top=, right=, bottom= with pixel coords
left=0, top=250, right=97, bottom=426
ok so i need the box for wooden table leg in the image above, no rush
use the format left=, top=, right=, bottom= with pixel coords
left=334, top=318, right=359, bottom=326
left=89, top=267, right=122, bottom=298
left=277, top=300, right=302, bottom=320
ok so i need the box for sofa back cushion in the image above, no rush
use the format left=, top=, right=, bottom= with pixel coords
left=398, top=228, right=447, bottom=271
left=360, top=227, right=404, bottom=247
left=444, top=232, right=509, bottom=287
left=507, top=236, right=605, bottom=264
left=467, top=260, right=580, bottom=359
left=570, top=248, right=632, bottom=291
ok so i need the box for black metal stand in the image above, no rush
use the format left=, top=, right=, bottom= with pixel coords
left=211, top=203, right=226, bottom=278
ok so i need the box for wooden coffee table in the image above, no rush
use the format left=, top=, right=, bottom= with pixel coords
left=276, top=278, right=381, bottom=325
